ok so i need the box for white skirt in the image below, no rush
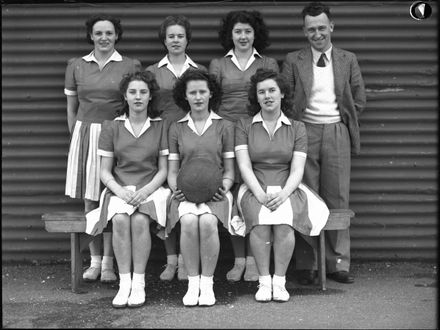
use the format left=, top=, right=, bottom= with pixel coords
left=65, top=120, right=102, bottom=201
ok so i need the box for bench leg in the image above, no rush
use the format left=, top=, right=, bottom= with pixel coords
left=71, top=233, right=83, bottom=293
left=318, top=231, right=326, bottom=290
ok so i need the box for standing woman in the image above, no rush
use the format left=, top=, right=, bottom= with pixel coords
left=88, top=71, right=171, bottom=308
left=209, top=10, right=279, bottom=282
left=235, top=69, right=329, bottom=302
left=146, top=15, right=207, bottom=281
left=64, top=14, right=141, bottom=282
left=167, top=70, right=235, bottom=306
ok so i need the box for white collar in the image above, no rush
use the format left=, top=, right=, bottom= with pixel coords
left=178, top=111, right=222, bottom=136
left=225, top=48, right=261, bottom=71
left=82, top=50, right=122, bottom=67
left=115, top=114, right=161, bottom=138
left=158, top=54, right=198, bottom=77
left=311, top=45, right=332, bottom=65
left=252, top=111, right=291, bottom=137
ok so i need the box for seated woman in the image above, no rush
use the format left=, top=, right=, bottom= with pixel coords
left=235, top=68, right=329, bottom=302
left=167, top=69, right=235, bottom=306
left=87, top=71, right=171, bottom=308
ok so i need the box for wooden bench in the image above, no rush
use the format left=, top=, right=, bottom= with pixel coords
left=42, top=208, right=353, bottom=293
left=42, top=211, right=92, bottom=293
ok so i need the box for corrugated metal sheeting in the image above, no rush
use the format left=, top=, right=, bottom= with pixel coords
left=2, top=1, right=437, bottom=261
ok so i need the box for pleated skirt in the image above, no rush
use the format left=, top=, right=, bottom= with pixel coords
left=85, top=186, right=172, bottom=239
left=65, top=120, right=102, bottom=201
left=166, top=191, right=234, bottom=235
left=237, top=183, right=330, bottom=236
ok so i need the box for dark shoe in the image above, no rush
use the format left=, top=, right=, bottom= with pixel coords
left=327, top=271, right=354, bottom=284
left=297, top=270, right=316, bottom=285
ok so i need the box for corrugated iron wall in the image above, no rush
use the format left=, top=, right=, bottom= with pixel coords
left=2, top=1, right=437, bottom=261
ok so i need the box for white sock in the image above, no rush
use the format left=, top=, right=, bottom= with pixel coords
left=246, top=256, right=256, bottom=265
left=178, top=254, right=185, bottom=265
left=90, top=255, right=102, bottom=269
left=272, top=275, right=286, bottom=286
left=101, top=256, right=113, bottom=270
left=132, top=273, right=145, bottom=289
left=259, top=275, right=272, bottom=286
left=235, top=257, right=246, bottom=266
left=119, top=273, right=131, bottom=285
left=167, top=254, right=178, bottom=266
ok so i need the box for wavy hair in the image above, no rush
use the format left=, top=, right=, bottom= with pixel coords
left=247, top=68, right=293, bottom=117
left=158, top=15, right=192, bottom=51
left=301, top=2, right=332, bottom=22
left=173, top=69, right=222, bottom=113
left=85, top=14, right=123, bottom=45
left=218, top=10, right=270, bottom=53
left=118, top=71, right=161, bottom=118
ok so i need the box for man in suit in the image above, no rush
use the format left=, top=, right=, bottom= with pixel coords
left=281, top=1, right=366, bottom=284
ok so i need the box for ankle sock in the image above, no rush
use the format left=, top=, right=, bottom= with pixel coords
left=167, top=254, right=178, bottom=266
left=90, top=255, right=102, bottom=269
left=102, top=256, right=114, bottom=270
left=272, top=275, right=286, bottom=286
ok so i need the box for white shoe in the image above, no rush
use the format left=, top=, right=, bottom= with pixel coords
left=112, top=284, right=131, bottom=308
left=272, top=284, right=290, bottom=302
left=255, top=283, right=272, bottom=302
left=83, top=266, right=101, bottom=282
left=198, top=276, right=215, bottom=306
left=127, top=286, right=145, bottom=308
left=183, top=275, right=200, bottom=306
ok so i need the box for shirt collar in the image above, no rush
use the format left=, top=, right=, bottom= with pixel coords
left=252, top=111, right=291, bottom=137
left=225, top=48, right=262, bottom=71
left=158, top=54, right=199, bottom=77
left=311, top=45, right=332, bottom=65
left=82, top=50, right=123, bottom=66
left=115, top=114, right=161, bottom=138
left=178, top=111, right=222, bottom=136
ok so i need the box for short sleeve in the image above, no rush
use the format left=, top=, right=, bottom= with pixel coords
left=98, top=120, right=115, bottom=157
left=221, top=120, right=235, bottom=158
left=64, top=57, right=77, bottom=96
left=168, top=122, right=180, bottom=160
left=234, top=118, right=249, bottom=151
left=159, top=120, right=169, bottom=156
left=293, top=121, right=307, bottom=154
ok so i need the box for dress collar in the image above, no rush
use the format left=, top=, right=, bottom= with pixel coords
left=82, top=50, right=122, bottom=67
left=252, top=111, right=291, bottom=137
left=115, top=114, right=161, bottom=138
left=225, top=48, right=261, bottom=71
left=178, top=111, right=222, bottom=136
left=158, top=54, right=199, bottom=77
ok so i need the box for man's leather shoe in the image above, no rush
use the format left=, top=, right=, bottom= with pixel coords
left=297, top=270, right=316, bottom=285
left=327, top=271, right=354, bottom=284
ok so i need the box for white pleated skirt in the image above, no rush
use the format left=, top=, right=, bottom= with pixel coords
left=65, top=120, right=102, bottom=201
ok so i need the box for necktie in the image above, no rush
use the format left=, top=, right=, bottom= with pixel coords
left=317, top=53, right=326, bottom=67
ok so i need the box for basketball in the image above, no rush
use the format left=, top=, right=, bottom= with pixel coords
left=176, top=156, right=223, bottom=203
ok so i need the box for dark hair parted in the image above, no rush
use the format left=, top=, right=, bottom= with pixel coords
left=301, top=2, right=332, bottom=22
left=173, top=69, right=222, bottom=113
left=118, top=71, right=161, bottom=118
left=247, top=68, right=293, bottom=117
left=85, top=14, right=123, bottom=45
left=218, top=10, right=270, bottom=53
left=158, top=15, right=192, bottom=51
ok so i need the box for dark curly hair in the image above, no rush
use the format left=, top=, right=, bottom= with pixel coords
left=173, top=69, right=222, bottom=113
left=118, top=71, right=161, bottom=118
left=302, top=2, right=332, bottom=22
left=218, top=10, right=270, bottom=53
left=247, top=68, right=293, bottom=117
left=85, top=14, right=123, bottom=45
left=158, top=15, right=192, bottom=52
